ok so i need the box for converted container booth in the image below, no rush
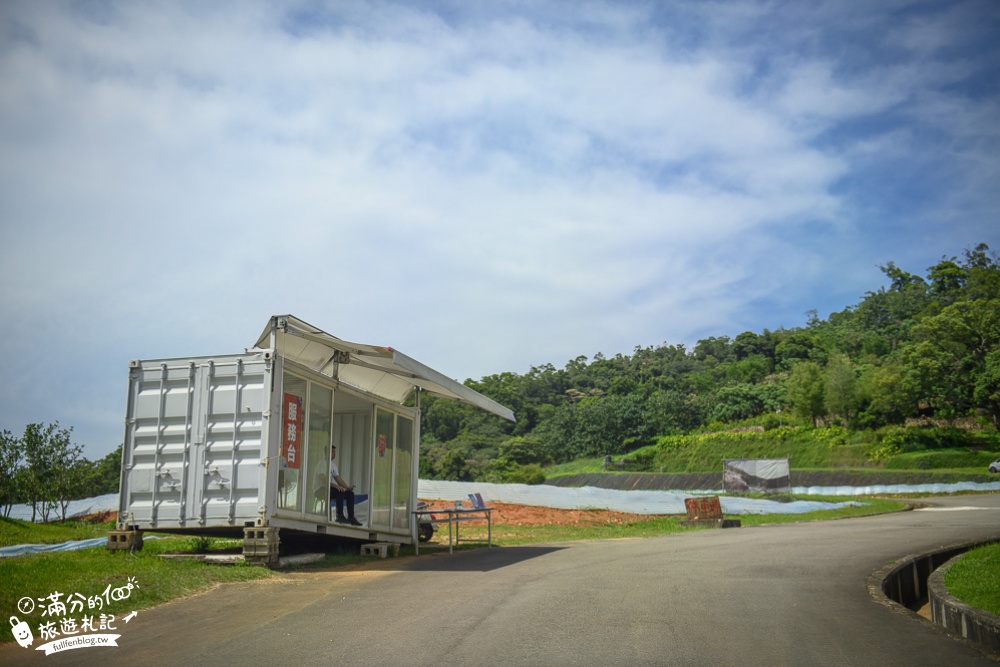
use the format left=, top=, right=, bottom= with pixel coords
left=113, top=315, right=515, bottom=559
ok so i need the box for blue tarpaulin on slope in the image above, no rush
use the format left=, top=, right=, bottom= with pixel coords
left=0, top=538, right=109, bottom=558
left=0, top=536, right=165, bottom=559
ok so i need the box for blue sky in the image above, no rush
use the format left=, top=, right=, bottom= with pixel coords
left=1, top=0, right=998, bottom=459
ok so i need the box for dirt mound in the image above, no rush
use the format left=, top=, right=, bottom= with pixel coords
left=73, top=510, right=118, bottom=524
left=420, top=500, right=656, bottom=526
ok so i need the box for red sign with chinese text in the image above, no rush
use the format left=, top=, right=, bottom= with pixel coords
left=684, top=496, right=722, bottom=521
left=282, top=393, right=302, bottom=469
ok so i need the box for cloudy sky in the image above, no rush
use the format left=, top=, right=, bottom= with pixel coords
left=1, top=0, right=998, bottom=459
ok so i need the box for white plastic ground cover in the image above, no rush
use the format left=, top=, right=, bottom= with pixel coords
left=790, top=481, right=1000, bottom=496
left=4, top=480, right=1000, bottom=558
left=5, top=493, right=119, bottom=523
left=2, top=494, right=127, bottom=558
left=419, top=480, right=866, bottom=515
left=419, top=479, right=1000, bottom=513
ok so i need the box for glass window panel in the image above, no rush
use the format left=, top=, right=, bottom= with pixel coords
left=372, top=408, right=394, bottom=527
left=306, top=384, right=332, bottom=517
left=393, top=416, right=413, bottom=530
left=278, top=374, right=307, bottom=511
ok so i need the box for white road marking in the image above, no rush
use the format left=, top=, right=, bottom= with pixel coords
left=916, top=506, right=996, bottom=511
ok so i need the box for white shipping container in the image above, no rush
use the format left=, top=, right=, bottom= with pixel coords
left=116, top=315, right=514, bottom=549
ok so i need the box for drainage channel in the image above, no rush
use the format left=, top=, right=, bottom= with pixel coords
left=869, top=538, right=1000, bottom=659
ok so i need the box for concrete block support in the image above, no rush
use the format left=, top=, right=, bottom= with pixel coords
left=106, top=529, right=144, bottom=552
left=243, top=526, right=280, bottom=567
left=360, top=542, right=399, bottom=558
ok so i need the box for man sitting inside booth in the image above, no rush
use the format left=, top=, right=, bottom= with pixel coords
left=329, top=445, right=362, bottom=526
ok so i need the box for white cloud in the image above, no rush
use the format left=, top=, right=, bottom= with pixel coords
left=0, top=0, right=997, bottom=456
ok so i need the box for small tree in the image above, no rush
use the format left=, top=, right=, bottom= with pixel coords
left=0, top=429, right=22, bottom=517
left=21, top=422, right=78, bottom=522
left=54, top=430, right=84, bottom=521
left=856, top=362, right=919, bottom=427
left=55, top=457, right=90, bottom=522
left=824, top=353, right=858, bottom=425
left=786, top=361, right=826, bottom=427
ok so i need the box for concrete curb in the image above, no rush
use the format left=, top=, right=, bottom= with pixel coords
left=929, top=553, right=1000, bottom=655
left=868, top=538, right=1000, bottom=661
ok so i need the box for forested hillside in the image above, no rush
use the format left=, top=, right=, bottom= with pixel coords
left=419, top=243, right=1000, bottom=482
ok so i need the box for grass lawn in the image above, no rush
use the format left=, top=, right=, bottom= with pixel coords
left=0, top=516, right=113, bottom=547
left=943, top=541, right=1000, bottom=617
left=1, top=520, right=271, bottom=638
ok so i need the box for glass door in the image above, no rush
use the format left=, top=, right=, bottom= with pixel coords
left=277, top=372, right=333, bottom=518
left=305, top=384, right=332, bottom=517
left=371, top=408, right=395, bottom=528
left=393, top=416, right=413, bottom=531
left=277, top=375, right=306, bottom=511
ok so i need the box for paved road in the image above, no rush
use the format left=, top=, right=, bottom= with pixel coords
left=4, top=494, right=1000, bottom=666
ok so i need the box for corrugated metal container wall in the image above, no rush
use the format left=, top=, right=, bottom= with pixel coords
left=119, top=351, right=270, bottom=530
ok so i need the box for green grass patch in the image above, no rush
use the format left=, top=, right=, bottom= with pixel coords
left=1, top=536, right=270, bottom=612
left=543, top=425, right=1000, bottom=479
left=943, top=541, right=1000, bottom=617
left=733, top=497, right=906, bottom=525
left=544, top=456, right=608, bottom=477
left=650, top=426, right=873, bottom=471
left=0, top=516, right=114, bottom=547
left=1, top=528, right=271, bottom=644
left=883, top=449, right=1000, bottom=470
left=566, top=425, right=1000, bottom=474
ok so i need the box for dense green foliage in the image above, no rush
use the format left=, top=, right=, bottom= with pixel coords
left=643, top=424, right=999, bottom=473
left=419, top=243, right=1000, bottom=480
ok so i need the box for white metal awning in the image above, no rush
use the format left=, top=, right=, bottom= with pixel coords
left=253, top=315, right=515, bottom=422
